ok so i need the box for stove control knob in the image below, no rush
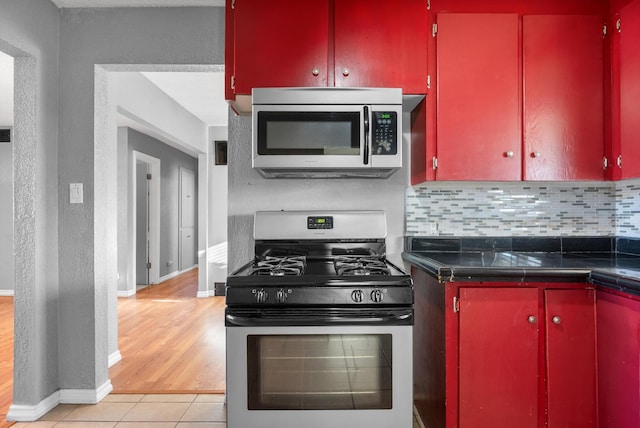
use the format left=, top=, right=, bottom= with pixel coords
left=253, top=289, right=269, bottom=304
left=276, top=289, right=288, bottom=303
left=351, top=289, right=365, bottom=303
left=371, top=289, right=384, bottom=303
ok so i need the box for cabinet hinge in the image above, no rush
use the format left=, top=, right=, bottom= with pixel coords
left=617, top=154, right=623, bottom=168
left=231, top=75, right=235, bottom=90
left=426, top=0, right=431, bottom=10
left=602, top=156, right=608, bottom=170
left=432, top=156, right=438, bottom=170
left=146, top=262, right=152, bottom=269
left=146, top=173, right=152, bottom=180
left=231, top=0, right=235, bottom=9
left=432, top=23, right=438, bottom=38
left=603, top=24, right=607, bottom=38
left=617, top=18, right=621, bottom=33
left=427, top=75, right=431, bottom=90
left=453, top=296, right=460, bottom=313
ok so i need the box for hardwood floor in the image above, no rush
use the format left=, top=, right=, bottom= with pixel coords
left=0, top=296, right=14, bottom=427
left=0, top=268, right=226, bottom=426
left=110, top=268, right=226, bottom=393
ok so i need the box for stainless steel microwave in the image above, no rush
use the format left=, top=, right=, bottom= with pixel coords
left=252, top=87, right=403, bottom=178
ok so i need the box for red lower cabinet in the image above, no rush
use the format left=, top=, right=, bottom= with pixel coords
left=458, top=287, right=540, bottom=428
left=457, top=286, right=596, bottom=428
left=597, top=290, right=640, bottom=428
left=545, top=289, right=597, bottom=428
left=412, top=272, right=599, bottom=428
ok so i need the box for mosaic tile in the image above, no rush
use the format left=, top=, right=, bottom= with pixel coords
left=406, top=180, right=640, bottom=238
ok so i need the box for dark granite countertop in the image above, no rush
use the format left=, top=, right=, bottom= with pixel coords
left=403, top=237, right=640, bottom=296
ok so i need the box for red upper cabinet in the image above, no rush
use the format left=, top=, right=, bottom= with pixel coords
left=523, top=15, right=605, bottom=180
left=435, top=13, right=521, bottom=180
left=333, top=0, right=428, bottom=93
left=616, top=0, right=640, bottom=178
left=225, top=0, right=428, bottom=111
left=230, top=0, right=330, bottom=94
left=427, top=11, right=606, bottom=182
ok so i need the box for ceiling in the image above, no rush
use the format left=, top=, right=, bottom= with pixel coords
left=50, top=0, right=225, bottom=7
left=141, top=71, right=228, bottom=126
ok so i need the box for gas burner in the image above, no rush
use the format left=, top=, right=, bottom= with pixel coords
left=334, top=256, right=391, bottom=276
left=249, top=256, right=306, bottom=276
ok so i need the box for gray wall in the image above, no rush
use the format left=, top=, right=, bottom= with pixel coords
left=57, top=6, right=223, bottom=393
left=121, top=127, right=199, bottom=281
left=0, top=0, right=60, bottom=407
left=1, top=5, right=226, bottom=410
left=227, top=113, right=411, bottom=272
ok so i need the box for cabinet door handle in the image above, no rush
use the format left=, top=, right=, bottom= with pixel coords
left=531, top=151, right=541, bottom=158
left=528, top=315, right=537, bottom=324
left=504, top=151, right=514, bottom=158
left=342, top=68, right=350, bottom=77
left=312, top=67, right=320, bottom=77
left=552, top=316, right=561, bottom=325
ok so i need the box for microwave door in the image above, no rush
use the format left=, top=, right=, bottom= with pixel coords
left=252, top=105, right=366, bottom=170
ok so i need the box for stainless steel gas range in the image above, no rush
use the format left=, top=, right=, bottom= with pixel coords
left=225, top=210, right=414, bottom=428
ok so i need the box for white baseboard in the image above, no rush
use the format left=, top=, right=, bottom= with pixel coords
left=117, top=289, right=135, bottom=297
left=0, top=290, right=14, bottom=297
left=60, top=380, right=113, bottom=404
left=7, top=390, right=60, bottom=422
left=196, top=289, right=216, bottom=298
left=7, top=380, right=113, bottom=422
left=108, top=350, right=122, bottom=367
left=159, top=264, right=197, bottom=283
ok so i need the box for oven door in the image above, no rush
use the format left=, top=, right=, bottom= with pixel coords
left=226, top=313, right=413, bottom=428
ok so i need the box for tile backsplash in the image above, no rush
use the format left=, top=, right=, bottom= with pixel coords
left=406, top=179, right=640, bottom=238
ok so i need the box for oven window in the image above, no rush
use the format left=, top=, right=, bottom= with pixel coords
left=257, top=111, right=360, bottom=155
left=247, top=334, right=392, bottom=410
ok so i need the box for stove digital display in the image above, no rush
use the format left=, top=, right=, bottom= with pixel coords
left=307, top=216, right=333, bottom=230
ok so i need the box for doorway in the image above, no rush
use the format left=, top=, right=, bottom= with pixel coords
left=132, top=152, right=161, bottom=290
left=0, top=51, right=13, bottom=297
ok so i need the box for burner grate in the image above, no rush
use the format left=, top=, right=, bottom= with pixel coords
left=249, top=256, right=306, bottom=276
left=334, top=256, right=391, bottom=276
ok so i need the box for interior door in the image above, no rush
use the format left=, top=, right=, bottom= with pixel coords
left=135, top=160, right=150, bottom=286
left=179, top=167, right=196, bottom=271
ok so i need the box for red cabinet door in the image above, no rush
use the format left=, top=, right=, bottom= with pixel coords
left=333, top=0, right=428, bottom=93
left=232, top=0, right=330, bottom=94
left=523, top=15, right=604, bottom=180
left=436, top=14, right=521, bottom=180
left=545, top=289, right=597, bottom=428
left=597, top=290, right=640, bottom=428
left=458, top=287, right=539, bottom=428
left=619, top=0, right=640, bottom=178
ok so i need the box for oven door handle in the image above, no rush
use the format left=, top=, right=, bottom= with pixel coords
left=225, top=308, right=413, bottom=327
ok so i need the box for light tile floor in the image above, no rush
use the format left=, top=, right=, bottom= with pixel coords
left=11, top=394, right=226, bottom=428
left=10, top=394, right=422, bottom=428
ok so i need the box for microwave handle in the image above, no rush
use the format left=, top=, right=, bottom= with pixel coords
left=363, top=106, right=369, bottom=165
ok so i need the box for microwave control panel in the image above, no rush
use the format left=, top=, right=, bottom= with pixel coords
left=372, top=111, right=398, bottom=155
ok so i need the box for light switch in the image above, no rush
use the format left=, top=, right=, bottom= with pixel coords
left=70, top=183, right=83, bottom=204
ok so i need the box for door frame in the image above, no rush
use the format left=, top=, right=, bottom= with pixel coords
left=131, top=150, right=160, bottom=289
